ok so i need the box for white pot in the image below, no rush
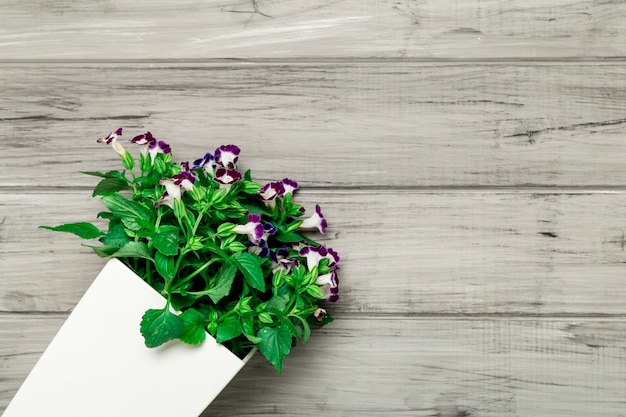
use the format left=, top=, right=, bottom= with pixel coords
left=3, top=259, right=254, bottom=417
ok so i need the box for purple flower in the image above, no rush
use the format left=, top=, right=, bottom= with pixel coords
left=97, top=128, right=123, bottom=145
left=299, top=204, right=327, bottom=234
left=299, top=245, right=328, bottom=270
left=148, top=140, right=171, bottom=160
left=130, top=131, right=156, bottom=155
left=313, top=308, right=327, bottom=323
left=299, top=244, right=340, bottom=271
left=316, top=271, right=338, bottom=289
left=214, top=167, right=242, bottom=189
left=259, top=181, right=285, bottom=208
left=193, top=152, right=216, bottom=175
left=155, top=179, right=180, bottom=208
left=173, top=170, right=196, bottom=192
left=281, top=178, right=299, bottom=194
left=214, top=145, right=240, bottom=169
left=97, top=128, right=125, bottom=156
left=320, top=285, right=339, bottom=302
left=155, top=171, right=196, bottom=208
left=233, top=214, right=264, bottom=243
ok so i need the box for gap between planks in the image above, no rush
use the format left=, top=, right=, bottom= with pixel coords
left=4, top=311, right=626, bottom=320
left=1, top=58, right=626, bottom=66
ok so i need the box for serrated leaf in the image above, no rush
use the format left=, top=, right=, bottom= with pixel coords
left=216, top=315, right=242, bottom=343
left=92, top=177, right=131, bottom=197
left=151, top=226, right=179, bottom=256
left=102, top=194, right=152, bottom=231
left=111, top=241, right=152, bottom=260
left=140, top=307, right=185, bottom=348
left=39, top=222, right=104, bottom=239
left=257, top=325, right=292, bottom=373
left=234, top=252, right=265, bottom=292
left=154, top=251, right=175, bottom=280
left=179, top=308, right=207, bottom=345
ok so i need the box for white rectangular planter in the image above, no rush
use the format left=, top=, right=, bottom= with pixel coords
left=3, top=259, right=254, bottom=417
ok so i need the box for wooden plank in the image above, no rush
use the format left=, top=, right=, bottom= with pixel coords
left=1, top=63, right=626, bottom=188
left=2, top=315, right=626, bottom=416
left=3, top=190, right=626, bottom=315
left=1, top=0, right=626, bottom=59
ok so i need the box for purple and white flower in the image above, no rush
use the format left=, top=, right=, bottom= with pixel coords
left=281, top=178, right=299, bottom=194
left=213, top=167, right=242, bottom=190
left=155, top=171, right=196, bottom=208
left=299, top=245, right=328, bottom=271
left=272, top=247, right=297, bottom=273
left=320, top=285, right=339, bottom=302
left=130, top=131, right=156, bottom=155
left=232, top=214, right=264, bottom=243
left=316, top=271, right=338, bottom=289
left=148, top=140, right=171, bottom=160
left=299, top=204, right=327, bottom=234
left=313, top=308, right=327, bottom=323
left=214, top=145, right=240, bottom=169
left=259, top=181, right=285, bottom=208
left=193, top=152, right=216, bottom=176
left=97, top=128, right=126, bottom=156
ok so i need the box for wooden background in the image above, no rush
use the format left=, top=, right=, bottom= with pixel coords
left=2, top=1, right=626, bottom=416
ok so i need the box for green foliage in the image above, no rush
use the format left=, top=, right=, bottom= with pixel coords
left=257, top=325, right=292, bottom=373
left=40, top=132, right=341, bottom=372
left=39, top=222, right=103, bottom=239
left=140, top=307, right=186, bottom=348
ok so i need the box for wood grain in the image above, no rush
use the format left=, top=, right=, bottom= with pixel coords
left=2, top=315, right=626, bottom=416
left=1, top=63, right=626, bottom=188
left=2, top=0, right=626, bottom=60
left=3, top=190, right=626, bottom=315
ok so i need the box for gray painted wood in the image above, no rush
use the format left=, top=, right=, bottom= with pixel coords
left=2, top=1, right=626, bottom=416
left=2, top=63, right=626, bottom=188
left=2, top=315, right=626, bottom=416
left=2, top=0, right=626, bottom=59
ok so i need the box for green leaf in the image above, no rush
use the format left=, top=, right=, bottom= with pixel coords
left=84, top=244, right=118, bottom=258
left=291, top=314, right=311, bottom=343
left=185, top=262, right=236, bottom=303
left=207, top=262, right=236, bottom=303
left=216, top=315, right=242, bottom=343
left=140, top=307, right=185, bottom=348
left=257, top=325, right=292, bottom=373
left=100, top=223, right=131, bottom=248
left=82, top=170, right=126, bottom=179
left=151, top=226, right=179, bottom=256
left=234, top=252, right=265, bottom=292
left=305, top=285, right=325, bottom=299
left=154, top=251, right=175, bottom=280
left=275, top=229, right=317, bottom=245
left=266, top=294, right=289, bottom=312
left=39, top=222, right=104, bottom=239
left=92, top=177, right=131, bottom=197
left=259, top=312, right=273, bottom=324
left=101, top=194, right=152, bottom=231
left=111, top=241, right=152, bottom=260
left=179, top=308, right=207, bottom=345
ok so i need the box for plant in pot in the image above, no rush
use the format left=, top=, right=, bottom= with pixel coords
left=3, top=128, right=339, bottom=417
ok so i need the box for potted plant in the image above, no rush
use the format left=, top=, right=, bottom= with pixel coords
left=3, top=128, right=339, bottom=417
